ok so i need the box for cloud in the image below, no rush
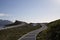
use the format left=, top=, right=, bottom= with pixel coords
left=0, top=13, right=9, bottom=17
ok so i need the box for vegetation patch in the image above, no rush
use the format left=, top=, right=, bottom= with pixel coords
left=0, top=23, right=41, bottom=40
left=36, top=19, right=60, bottom=40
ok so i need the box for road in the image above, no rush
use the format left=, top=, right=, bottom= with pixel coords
left=18, top=23, right=47, bottom=40
left=0, top=23, right=26, bottom=30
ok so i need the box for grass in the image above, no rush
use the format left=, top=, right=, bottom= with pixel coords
left=0, top=23, right=41, bottom=40
left=36, top=19, right=60, bottom=40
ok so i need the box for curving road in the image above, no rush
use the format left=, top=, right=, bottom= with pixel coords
left=18, top=23, right=47, bottom=40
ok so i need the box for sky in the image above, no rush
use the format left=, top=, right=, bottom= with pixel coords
left=0, top=0, right=60, bottom=23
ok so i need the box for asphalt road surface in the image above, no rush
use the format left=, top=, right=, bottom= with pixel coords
left=18, top=23, right=47, bottom=40
left=0, top=23, right=26, bottom=30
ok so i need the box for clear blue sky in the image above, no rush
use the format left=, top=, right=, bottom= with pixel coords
left=0, top=0, right=60, bottom=23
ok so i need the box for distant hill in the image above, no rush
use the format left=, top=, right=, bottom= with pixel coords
left=36, top=19, right=60, bottom=40
left=0, top=19, right=12, bottom=27
left=5, top=20, right=42, bottom=27
left=5, top=20, right=27, bottom=26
